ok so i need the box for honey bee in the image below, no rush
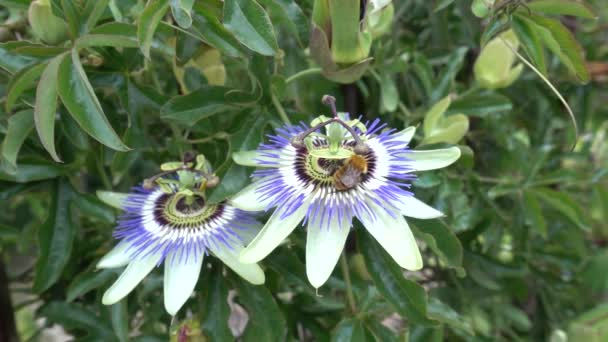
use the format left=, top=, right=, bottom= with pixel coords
left=333, top=155, right=368, bottom=190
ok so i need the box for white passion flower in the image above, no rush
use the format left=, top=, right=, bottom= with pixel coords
left=96, top=155, right=265, bottom=315
left=230, top=96, right=461, bottom=289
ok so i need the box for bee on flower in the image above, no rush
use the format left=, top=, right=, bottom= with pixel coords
left=96, top=154, right=264, bottom=315
left=230, top=95, right=461, bottom=288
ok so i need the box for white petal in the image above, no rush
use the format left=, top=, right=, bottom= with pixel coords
left=395, top=126, right=416, bottom=146
left=229, top=181, right=270, bottom=212
left=96, top=191, right=129, bottom=209
left=235, top=222, right=263, bottom=246
left=97, top=242, right=132, bottom=269
left=232, top=150, right=267, bottom=167
left=239, top=202, right=309, bottom=263
left=306, top=215, right=351, bottom=288
left=102, top=252, right=162, bottom=305
left=163, top=251, right=204, bottom=316
left=408, top=146, right=461, bottom=171
left=211, top=243, right=265, bottom=285
left=357, top=201, right=422, bottom=270
left=395, top=195, right=444, bottom=219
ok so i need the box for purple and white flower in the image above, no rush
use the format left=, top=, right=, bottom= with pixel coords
left=230, top=111, right=460, bottom=289
left=96, top=173, right=265, bottom=316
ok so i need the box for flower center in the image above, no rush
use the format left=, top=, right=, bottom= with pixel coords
left=153, top=193, right=223, bottom=229
left=299, top=145, right=371, bottom=191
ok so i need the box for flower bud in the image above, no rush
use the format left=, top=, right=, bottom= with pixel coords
left=474, top=30, right=524, bottom=89
left=421, top=96, right=469, bottom=146
left=310, top=0, right=392, bottom=83
left=28, top=0, right=68, bottom=45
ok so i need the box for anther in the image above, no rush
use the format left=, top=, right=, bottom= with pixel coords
left=353, top=143, right=369, bottom=155
left=206, top=175, right=220, bottom=188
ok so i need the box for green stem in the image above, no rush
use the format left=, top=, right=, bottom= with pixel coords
left=340, top=252, right=357, bottom=314
left=96, top=150, right=112, bottom=189
left=285, top=67, right=323, bottom=85
left=271, top=93, right=291, bottom=125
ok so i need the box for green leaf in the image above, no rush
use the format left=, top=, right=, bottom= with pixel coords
left=33, top=179, right=75, bottom=293
left=410, top=219, right=463, bottom=270
left=434, top=0, right=456, bottom=12
left=199, top=267, right=232, bottom=342
left=66, top=269, right=115, bottom=302
left=522, top=191, right=548, bottom=238
left=427, top=298, right=474, bottom=334
left=446, top=92, right=513, bottom=117
left=138, top=0, right=170, bottom=59
left=40, top=301, right=115, bottom=340
left=1, top=109, right=34, bottom=174
left=208, top=112, right=269, bottom=202
left=0, top=161, right=70, bottom=182
left=501, top=304, right=532, bottom=331
left=258, top=0, right=309, bottom=47
left=223, top=0, right=278, bottom=56
left=61, top=0, right=82, bottom=38
left=357, top=229, right=437, bottom=326
left=379, top=72, right=399, bottom=112
left=531, top=187, right=589, bottom=231
left=190, top=5, right=244, bottom=58
left=430, top=47, right=467, bottom=103
left=74, top=193, right=116, bottom=224
left=527, top=0, right=597, bottom=19
left=528, top=14, right=590, bottom=83
left=110, top=301, right=129, bottom=342
left=332, top=319, right=370, bottom=342
left=5, top=62, right=46, bottom=112
left=76, top=22, right=139, bottom=48
left=512, top=14, right=548, bottom=76
left=85, top=0, right=110, bottom=30
left=170, top=0, right=194, bottom=28
left=34, top=53, right=65, bottom=162
left=0, top=42, right=37, bottom=74
left=160, top=85, right=257, bottom=125
left=57, top=50, right=128, bottom=151
left=233, top=276, right=286, bottom=342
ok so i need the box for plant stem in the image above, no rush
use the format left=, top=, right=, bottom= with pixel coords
left=271, top=92, right=291, bottom=125
left=340, top=252, right=357, bottom=314
left=96, top=150, right=112, bottom=189
left=285, top=67, right=323, bottom=85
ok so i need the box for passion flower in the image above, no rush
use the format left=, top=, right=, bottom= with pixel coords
left=231, top=96, right=461, bottom=288
left=96, top=155, right=264, bottom=315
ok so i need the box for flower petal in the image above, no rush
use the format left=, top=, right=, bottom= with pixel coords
left=306, top=215, right=351, bottom=288
left=395, top=195, right=444, bottom=219
left=211, top=243, right=265, bottom=285
left=233, top=150, right=267, bottom=167
left=239, top=202, right=309, bottom=263
left=96, top=190, right=129, bottom=210
left=357, top=201, right=422, bottom=270
left=408, top=146, right=461, bottom=171
left=235, top=222, right=263, bottom=246
left=97, top=242, right=132, bottom=269
left=163, top=251, right=204, bottom=316
left=394, top=126, right=416, bottom=146
left=229, top=181, right=270, bottom=212
left=102, top=252, right=162, bottom=305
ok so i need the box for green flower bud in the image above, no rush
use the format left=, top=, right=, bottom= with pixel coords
left=421, top=96, right=469, bottom=145
left=310, top=0, right=392, bottom=83
left=474, top=30, right=524, bottom=89
left=368, top=3, right=394, bottom=38
left=28, top=0, right=68, bottom=45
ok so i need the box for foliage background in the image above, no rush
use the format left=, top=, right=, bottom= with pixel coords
left=0, top=0, right=607, bottom=341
